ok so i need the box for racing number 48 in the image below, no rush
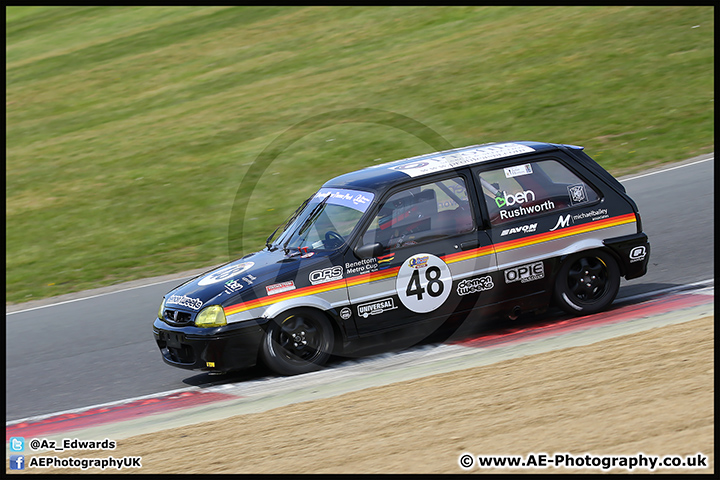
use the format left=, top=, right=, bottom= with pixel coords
left=396, top=253, right=452, bottom=314
left=406, top=266, right=444, bottom=300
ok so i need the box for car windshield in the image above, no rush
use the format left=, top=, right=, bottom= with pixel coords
left=269, top=188, right=374, bottom=252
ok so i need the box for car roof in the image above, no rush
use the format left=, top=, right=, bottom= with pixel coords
left=323, top=141, right=576, bottom=194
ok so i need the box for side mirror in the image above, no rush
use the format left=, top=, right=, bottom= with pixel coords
left=354, top=242, right=384, bottom=259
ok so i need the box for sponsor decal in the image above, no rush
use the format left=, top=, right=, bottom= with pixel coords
left=301, top=251, right=315, bottom=258
left=266, top=281, right=296, bottom=296
left=457, top=275, right=494, bottom=296
left=225, top=274, right=256, bottom=295
left=224, top=279, right=244, bottom=295
left=198, top=262, right=254, bottom=286
left=571, top=209, right=609, bottom=222
left=339, top=307, right=352, bottom=320
left=353, top=193, right=372, bottom=206
left=494, top=189, right=536, bottom=209
left=499, top=200, right=555, bottom=220
left=504, top=262, right=545, bottom=284
left=629, top=246, right=647, bottom=263
left=345, top=258, right=378, bottom=275
left=567, top=183, right=588, bottom=205
left=504, top=164, right=533, bottom=178
left=223, top=214, right=638, bottom=318
left=309, top=266, right=343, bottom=285
left=408, top=255, right=429, bottom=269
left=549, top=214, right=573, bottom=232
left=357, top=297, right=397, bottom=318
left=166, top=294, right=204, bottom=311
left=313, top=188, right=375, bottom=213
left=500, top=223, right=537, bottom=236
left=396, top=253, right=452, bottom=314
left=391, top=160, right=429, bottom=171
left=377, top=253, right=395, bottom=270
left=387, top=143, right=536, bottom=178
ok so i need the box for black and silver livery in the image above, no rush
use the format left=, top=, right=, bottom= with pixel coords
left=153, top=141, right=650, bottom=376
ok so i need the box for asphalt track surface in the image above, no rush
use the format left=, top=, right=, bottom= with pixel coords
left=5, top=154, right=714, bottom=423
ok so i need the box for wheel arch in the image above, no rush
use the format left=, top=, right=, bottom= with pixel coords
left=554, top=241, right=625, bottom=278
left=261, top=296, right=333, bottom=320
left=260, top=297, right=345, bottom=349
left=553, top=238, right=606, bottom=262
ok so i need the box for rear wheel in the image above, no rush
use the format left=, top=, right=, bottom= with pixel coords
left=554, top=250, right=620, bottom=315
left=260, top=308, right=334, bottom=375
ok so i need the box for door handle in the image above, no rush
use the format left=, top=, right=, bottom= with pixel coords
left=460, top=240, right=480, bottom=251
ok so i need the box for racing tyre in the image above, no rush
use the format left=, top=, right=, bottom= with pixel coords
left=260, top=308, right=334, bottom=376
left=554, top=249, right=620, bottom=315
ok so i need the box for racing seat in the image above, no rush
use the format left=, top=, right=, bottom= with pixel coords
left=411, top=189, right=437, bottom=229
left=436, top=205, right=474, bottom=235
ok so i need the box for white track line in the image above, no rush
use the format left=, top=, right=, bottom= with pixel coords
left=620, top=156, right=713, bottom=182
left=616, top=278, right=714, bottom=304
left=5, top=277, right=192, bottom=316
left=6, top=155, right=713, bottom=316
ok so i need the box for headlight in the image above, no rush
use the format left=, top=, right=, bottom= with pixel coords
left=158, top=298, right=166, bottom=320
left=195, top=305, right=227, bottom=327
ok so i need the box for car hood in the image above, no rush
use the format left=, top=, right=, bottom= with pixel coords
left=162, top=248, right=338, bottom=312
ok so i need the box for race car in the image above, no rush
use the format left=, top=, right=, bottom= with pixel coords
left=153, top=141, right=650, bottom=376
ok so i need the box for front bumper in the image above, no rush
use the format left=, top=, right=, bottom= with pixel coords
left=153, top=317, right=266, bottom=373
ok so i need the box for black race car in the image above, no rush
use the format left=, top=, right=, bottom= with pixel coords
left=153, top=141, right=650, bottom=375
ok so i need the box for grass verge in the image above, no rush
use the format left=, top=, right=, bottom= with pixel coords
left=6, top=6, right=714, bottom=303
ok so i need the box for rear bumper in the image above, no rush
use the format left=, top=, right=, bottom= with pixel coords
left=604, top=232, right=650, bottom=280
left=153, top=317, right=266, bottom=373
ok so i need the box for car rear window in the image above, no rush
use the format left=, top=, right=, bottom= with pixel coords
left=479, top=159, right=600, bottom=225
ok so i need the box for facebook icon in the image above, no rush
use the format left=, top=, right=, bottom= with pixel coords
left=10, top=455, right=25, bottom=470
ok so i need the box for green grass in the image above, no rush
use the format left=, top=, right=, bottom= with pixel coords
left=6, top=6, right=714, bottom=304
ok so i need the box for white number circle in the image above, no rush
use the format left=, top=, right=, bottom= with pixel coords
left=395, top=253, right=452, bottom=313
left=198, top=262, right=254, bottom=286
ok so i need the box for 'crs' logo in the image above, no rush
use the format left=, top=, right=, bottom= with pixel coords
left=309, top=266, right=343, bottom=285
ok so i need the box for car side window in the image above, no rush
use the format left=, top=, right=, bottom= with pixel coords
left=479, top=160, right=600, bottom=225
left=361, top=176, right=475, bottom=252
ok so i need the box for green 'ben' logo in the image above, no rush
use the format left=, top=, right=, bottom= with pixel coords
left=495, top=189, right=536, bottom=208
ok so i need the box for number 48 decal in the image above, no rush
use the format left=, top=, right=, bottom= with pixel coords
left=406, top=266, right=444, bottom=299
left=396, top=253, right=452, bottom=313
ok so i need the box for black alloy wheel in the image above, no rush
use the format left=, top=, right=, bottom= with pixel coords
left=554, top=249, right=620, bottom=315
left=260, top=308, right=334, bottom=376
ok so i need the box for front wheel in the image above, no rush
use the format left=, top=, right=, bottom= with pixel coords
left=554, top=250, right=620, bottom=315
left=260, top=308, right=334, bottom=376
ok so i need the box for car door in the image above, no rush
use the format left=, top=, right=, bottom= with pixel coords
left=343, top=172, right=497, bottom=335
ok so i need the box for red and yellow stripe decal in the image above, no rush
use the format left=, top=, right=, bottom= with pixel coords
left=443, top=244, right=495, bottom=264
left=493, top=213, right=636, bottom=254
left=224, top=277, right=348, bottom=316
left=224, top=213, right=636, bottom=316
left=345, top=266, right=400, bottom=287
